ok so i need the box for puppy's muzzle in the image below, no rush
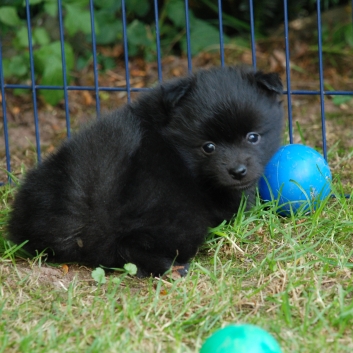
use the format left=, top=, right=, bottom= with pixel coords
left=228, top=165, right=247, bottom=180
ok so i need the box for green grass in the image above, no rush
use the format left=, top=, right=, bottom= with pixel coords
left=1, top=180, right=353, bottom=353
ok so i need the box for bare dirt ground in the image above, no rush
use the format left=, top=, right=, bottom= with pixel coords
left=2, top=260, right=94, bottom=290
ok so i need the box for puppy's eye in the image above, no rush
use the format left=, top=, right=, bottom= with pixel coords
left=202, top=142, right=216, bottom=154
left=246, top=132, right=261, bottom=145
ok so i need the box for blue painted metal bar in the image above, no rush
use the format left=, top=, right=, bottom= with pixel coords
left=3, top=83, right=353, bottom=96
left=184, top=0, right=192, bottom=73
left=249, top=0, right=257, bottom=69
left=3, top=84, right=149, bottom=92
left=217, top=0, right=225, bottom=67
left=57, top=0, right=71, bottom=138
left=316, top=0, right=328, bottom=161
left=154, top=0, right=163, bottom=82
left=0, top=40, right=11, bottom=183
left=283, top=0, right=294, bottom=144
left=89, top=0, right=101, bottom=116
left=121, top=0, right=131, bottom=102
left=25, top=0, right=41, bottom=163
left=283, top=90, right=353, bottom=96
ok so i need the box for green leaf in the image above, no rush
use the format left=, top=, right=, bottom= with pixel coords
left=332, top=95, right=353, bottom=106
left=25, top=0, right=44, bottom=5
left=181, top=19, right=229, bottom=55
left=76, top=55, right=90, bottom=71
left=33, top=27, right=50, bottom=46
left=9, top=55, right=28, bottom=77
left=99, top=55, right=116, bottom=71
left=2, top=58, right=11, bottom=78
left=344, top=24, right=353, bottom=47
left=126, top=0, right=150, bottom=17
left=13, top=88, right=30, bottom=97
left=127, top=20, right=153, bottom=56
left=91, top=267, right=106, bottom=284
left=2, top=55, right=28, bottom=78
left=127, top=20, right=152, bottom=46
left=165, top=0, right=186, bottom=28
left=16, top=26, right=29, bottom=48
left=64, top=3, right=92, bottom=36
left=124, top=263, right=138, bottom=276
left=40, top=64, right=65, bottom=105
left=34, top=41, right=74, bottom=74
left=94, top=10, right=122, bottom=45
left=19, top=30, right=54, bottom=52
left=44, top=2, right=58, bottom=17
left=93, top=0, right=121, bottom=11
left=197, top=0, right=249, bottom=31
left=0, top=6, right=21, bottom=27
left=34, top=41, right=74, bottom=105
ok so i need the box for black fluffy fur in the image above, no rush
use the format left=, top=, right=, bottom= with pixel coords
left=8, top=66, right=284, bottom=277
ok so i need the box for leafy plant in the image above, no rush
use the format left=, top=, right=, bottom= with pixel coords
left=93, top=0, right=122, bottom=45
left=0, top=0, right=232, bottom=105
left=91, top=267, right=106, bottom=284
left=1, top=0, right=88, bottom=105
left=123, top=263, right=138, bottom=276
left=0, top=6, right=21, bottom=27
left=91, top=263, right=137, bottom=284
left=322, top=22, right=353, bottom=50
left=34, top=42, right=75, bottom=105
left=0, top=0, right=349, bottom=105
left=123, top=0, right=231, bottom=60
left=332, top=95, right=353, bottom=106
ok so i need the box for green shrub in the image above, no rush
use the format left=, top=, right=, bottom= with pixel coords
left=0, top=0, right=232, bottom=105
left=0, top=0, right=349, bottom=105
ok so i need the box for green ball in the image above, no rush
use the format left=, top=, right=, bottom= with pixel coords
left=200, top=324, right=282, bottom=353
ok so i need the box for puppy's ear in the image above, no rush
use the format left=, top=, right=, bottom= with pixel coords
left=161, top=76, right=193, bottom=109
left=254, top=71, right=283, bottom=95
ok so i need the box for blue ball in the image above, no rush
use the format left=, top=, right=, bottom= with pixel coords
left=200, top=324, right=282, bottom=353
left=259, top=144, right=332, bottom=215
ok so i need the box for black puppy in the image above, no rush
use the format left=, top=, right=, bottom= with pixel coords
left=8, top=66, right=283, bottom=277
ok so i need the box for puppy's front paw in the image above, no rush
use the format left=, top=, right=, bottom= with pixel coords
left=171, top=263, right=190, bottom=278
left=135, top=261, right=190, bottom=278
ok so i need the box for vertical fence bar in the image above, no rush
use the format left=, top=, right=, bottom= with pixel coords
left=217, top=0, right=225, bottom=67
left=248, top=0, right=256, bottom=69
left=121, top=0, right=131, bottom=102
left=89, top=0, right=101, bottom=115
left=25, top=0, right=41, bottom=163
left=0, top=41, right=11, bottom=183
left=184, top=0, right=192, bottom=73
left=154, top=0, right=163, bottom=82
left=57, top=0, right=71, bottom=138
left=316, top=0, right=328, bottom=160
left=283, top=0, right=293, bottom=144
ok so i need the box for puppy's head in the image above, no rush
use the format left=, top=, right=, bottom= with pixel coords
left=161, top=66, right=284, bottom=191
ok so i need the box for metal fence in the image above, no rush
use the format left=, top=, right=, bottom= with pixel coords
left=1, top=0, right=353, bottom=185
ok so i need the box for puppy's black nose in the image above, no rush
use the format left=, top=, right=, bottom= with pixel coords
left=229, top=165, right=247, bottom=180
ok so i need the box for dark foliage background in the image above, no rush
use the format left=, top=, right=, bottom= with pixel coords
left=0, top=0, right=350, bottom=104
